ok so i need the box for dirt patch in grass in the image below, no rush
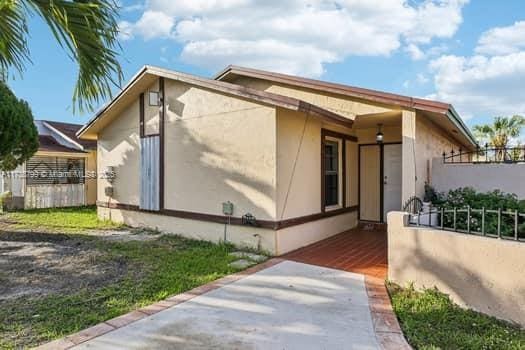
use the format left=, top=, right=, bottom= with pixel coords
left=0, top=208, right=264, bottom=348
left=0, top=223, right=251, bottom=349
left=0, top=230, right=131, bottom=301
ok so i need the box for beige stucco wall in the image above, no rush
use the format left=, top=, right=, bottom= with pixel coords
left=276, top=211, right=358, bottom=254
left=275, top=108, right=358, bottom=218
left=97, top=98, right=141, bottom=206
left=230, top=75, right=471, bottom=205
left=229, top=76, right=395, bottom=120
left=85, top=150, right=97, bottom=205
left=163, top=80, right=277, bottom=220
left=276, top=108, right=321, bottom=219
left=388, top=211, right=525, bottom=326
left=272, top=109, right=359, bottom=251
left=144, top=80, right=160, bottom=136
left=98, top=206, right=277, bottom=253
left=432, top=158, right=525, bottom=199
left=346, top=140, right=358, bottom=206
left=95, top=75, right=365, bottom=253
left=414, top=115, right=462, bottom=198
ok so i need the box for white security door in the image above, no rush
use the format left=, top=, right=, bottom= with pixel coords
left=383, top=144, right=402, bottom=220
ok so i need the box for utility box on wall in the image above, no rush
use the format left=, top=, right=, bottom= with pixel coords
left=222, top=201, right=234, bottom=216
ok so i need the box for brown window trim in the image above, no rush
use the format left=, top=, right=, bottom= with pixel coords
left=139, top=92, right=145, bottom=138
left=97, top=201, right=358, bottom=230
left=321, top=128, right=357, bottom=213
left=159, top=77, right=166, bottom=210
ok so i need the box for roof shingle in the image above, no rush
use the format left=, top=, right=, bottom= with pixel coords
left=38, top=135, right=85, bottom=153
left=44, top=120, right=97, bottom=150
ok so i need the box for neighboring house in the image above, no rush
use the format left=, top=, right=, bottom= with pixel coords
left=77, top=65, right=476, bottom=254
left=1, top=120, right=97, bottom=209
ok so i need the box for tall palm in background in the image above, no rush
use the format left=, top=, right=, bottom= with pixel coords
left=0, top=0, right=123, bottom=112
left=473, top=115, right=525, bottom=161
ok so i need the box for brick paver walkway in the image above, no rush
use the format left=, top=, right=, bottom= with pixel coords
left=283, top=226, right=388, bottom=279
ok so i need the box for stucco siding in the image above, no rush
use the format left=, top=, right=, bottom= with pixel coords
left=230, top=76, right=393, bottom=119
left=163, top=80, right=278, bottom=220
left=97, top=99, right=141, bottom=206
left=275, top=108, right=357, bottom=220
left=346, top=140, right=358, bottom=206
left=276, top=109, right=321, bottom=219
left=99, top=206, right=277, bottom=253
left=144, top=80, right=160, bottom=136
left=415, top=115, right=463, bottom=197
left=276, top=211, right=358, bottom=254
left=432, top=159, right=525, bottom=199
left=85, top=150, right=97, bottom=205
left=388, top=211, right=525, bottom=327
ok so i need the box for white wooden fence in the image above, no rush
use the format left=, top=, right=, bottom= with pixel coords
left=24, top=184, right=86, bottom=209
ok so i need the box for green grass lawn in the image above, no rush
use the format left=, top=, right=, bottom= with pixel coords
left=4, top=206, right=123, bottom=233
left=388, top=283, right=525, bottom=350
left=0, top=207, right=258, bottom=349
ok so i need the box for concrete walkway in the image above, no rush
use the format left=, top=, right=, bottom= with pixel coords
left=72, top=261, right=380, bottom=350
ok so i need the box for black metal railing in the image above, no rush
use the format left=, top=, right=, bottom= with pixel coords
left=402, top=196, right=423, bottom=215
left=408, top=206, right=525, bottom=242
left=443, top=145, right=525, bottom=164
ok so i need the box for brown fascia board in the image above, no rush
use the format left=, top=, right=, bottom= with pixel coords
left=77, top=66, right=352, bottom=138
left=146, top=66, right=353, bottom=128
left=215, top=65, right=477, bottom=147
left=214, top=65, right=451, bottom=114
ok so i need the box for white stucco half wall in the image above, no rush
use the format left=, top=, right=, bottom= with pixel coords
left=388, top=211, right=525, bottom=327
left=431, top=157, right=525, bottom=199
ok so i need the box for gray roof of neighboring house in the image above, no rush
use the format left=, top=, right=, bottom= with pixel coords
left=43, top=120, right=97, bottom=150
left=38, top=135, right=85, bottom=153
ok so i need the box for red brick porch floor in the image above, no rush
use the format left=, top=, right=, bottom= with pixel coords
left=282, top=226, right=388, bottom=279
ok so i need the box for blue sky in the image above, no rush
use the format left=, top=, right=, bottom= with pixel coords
left=7, top=0, right=525, bottom=129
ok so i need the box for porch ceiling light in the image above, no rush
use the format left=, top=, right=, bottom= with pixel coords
left=376, top=124, right=384, bottom=144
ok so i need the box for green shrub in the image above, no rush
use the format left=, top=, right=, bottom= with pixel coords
left=434, top=187, right=525, bottom=238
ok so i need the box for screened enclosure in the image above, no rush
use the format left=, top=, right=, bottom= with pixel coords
left=24, top=156, right=86, bottom=208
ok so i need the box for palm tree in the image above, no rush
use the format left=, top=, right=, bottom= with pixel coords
left=473, top=115, right=525, bottom=161
left=0, top=0, right=123, bottom=112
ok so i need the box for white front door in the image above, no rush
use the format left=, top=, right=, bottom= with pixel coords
left=383, top=144, right=402, bottom=220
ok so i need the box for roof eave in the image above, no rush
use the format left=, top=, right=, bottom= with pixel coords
left=446, top=106, right=477, bottom=149
left=77, top=65, right=150, bottom=139
left=78, top=65, right=353, bottom=138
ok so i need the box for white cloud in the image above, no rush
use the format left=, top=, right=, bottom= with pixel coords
left=404, top=0, right=469, bottom=44
left=476, top=21, right=525, bottom=55
left=119, top=10, right=174, bottom=41
left=118, top=21, right=134, bottom=40
left=429, top=52, right=525, bottom=119
left=416, top=73, right=429, bottom=84
left=402, top=73, right=429, bottom=90
left=122, top=0, right=468, bottom=77
left=405, top=44, right=426, bottom=60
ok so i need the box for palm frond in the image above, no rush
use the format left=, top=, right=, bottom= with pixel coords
left=0, top=0, right=123, bottom=113
left=0, top=1, right=31, bottom=75
left=472, top=115, right=525, bottom=148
